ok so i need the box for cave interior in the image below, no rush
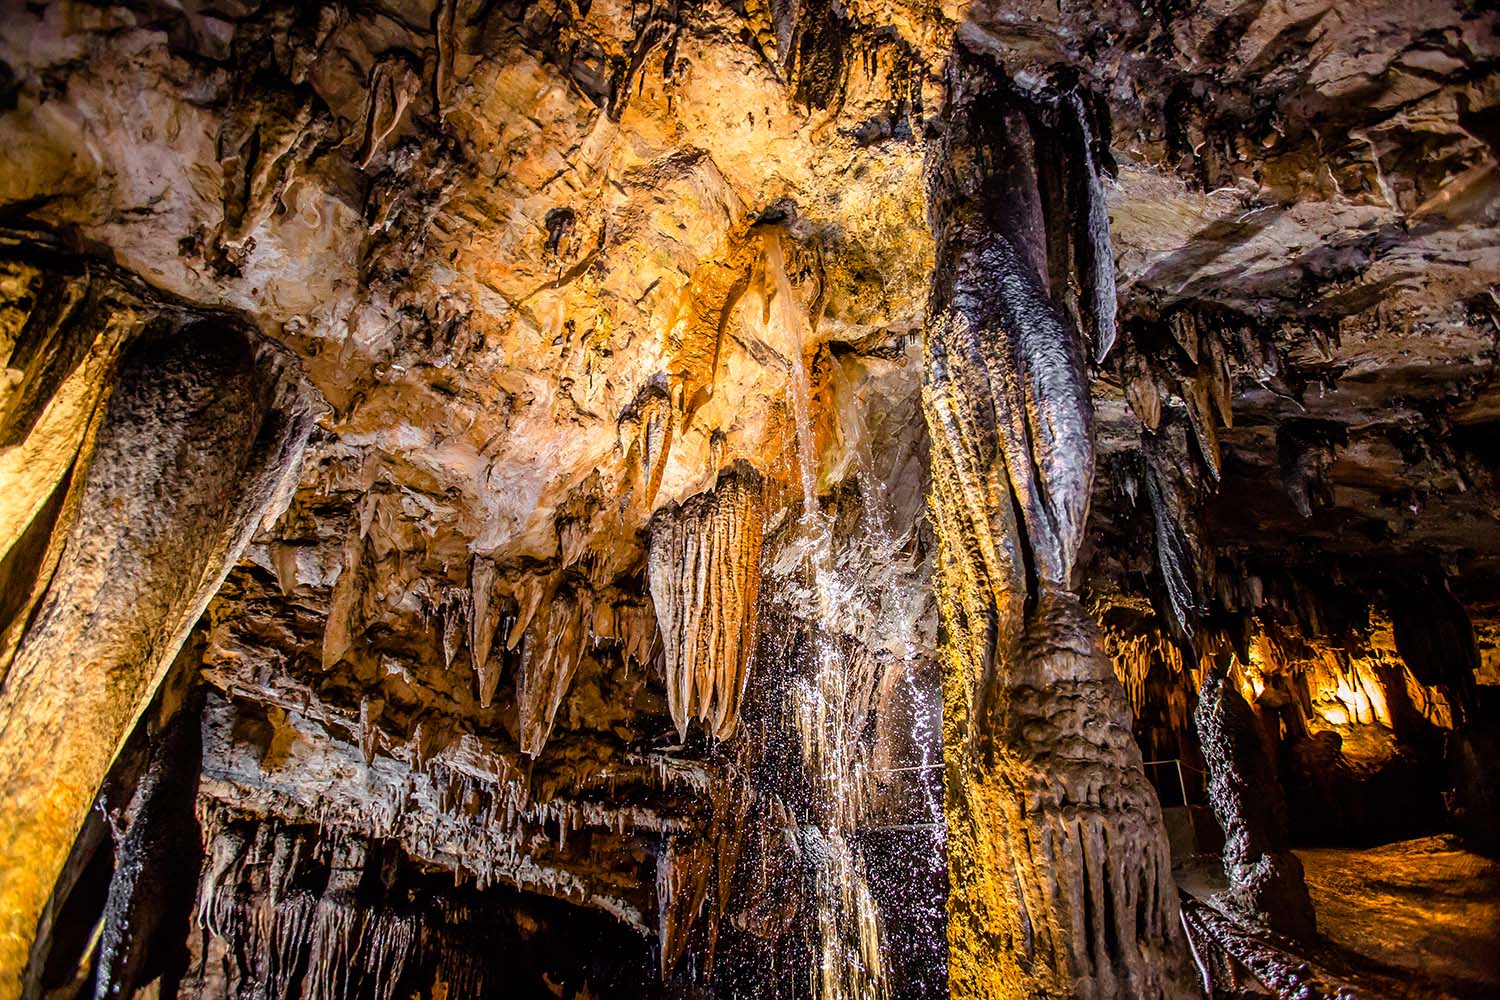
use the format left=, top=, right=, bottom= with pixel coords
left=0, top=1, right=1498, bottom=999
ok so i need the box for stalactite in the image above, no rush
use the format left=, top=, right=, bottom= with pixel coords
left=1195, top=654, right=1318, bottom=940
left=1277, top=421, right=1344, bottom=519
left=1205, top=332, right=1234, bottom=428
left=1168, top=311, right=1199, bottom=365
left=214, top=83, right=330, bottom=254
left=1065, top=91, right=1119, bottom=363
left=356, top=52, right=421, bottom=169
left=612, top=598, right=660, bottom=670
left=1143, top=422, right=1208, bottom=643
left=469, top=556, right=505, bottom=706
left=657, top=832, right=713, bottom=980
left=922, top=46, right=1192, bottom=1000
left=1181, top=370, right=1222, bottom=483
left=639, top=385, right=675, bottom=510
left=517, top=584, right=592, bottom=757
left=648, top=460, right=767, bottom=741
left=1124, top=351, right=1164, bottom=433
left=323, top=523, right=367, bottom=670
left=438, top=584, right=470, bottom=670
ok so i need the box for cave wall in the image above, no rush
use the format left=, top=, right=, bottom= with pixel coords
left=0, top=0, right=1496, bottom=998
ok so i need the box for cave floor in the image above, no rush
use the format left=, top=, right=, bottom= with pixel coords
left=1178, top=836, right=1500, bottom=1000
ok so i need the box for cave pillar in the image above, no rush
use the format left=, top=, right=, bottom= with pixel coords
left=1194, top=654, right=1317, bottom=940
left=923, top=45, right=1193, bottom=999
left=0, top=311, right=317, bottom=993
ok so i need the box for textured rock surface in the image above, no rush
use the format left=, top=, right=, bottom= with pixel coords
left=1195, top=656, right=1318, bottom=940
left=0, top=0, right=1496, bottom=997
left=920, top=39, right=1193, bottom=1000
left=0, top=233, right=318, bottom=989
left=649, top=461, right=767, bottom=742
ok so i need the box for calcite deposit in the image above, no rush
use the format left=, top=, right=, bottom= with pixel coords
left=0, top=1, right=1496, bottom=999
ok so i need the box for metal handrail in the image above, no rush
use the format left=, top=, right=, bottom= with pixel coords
left=1142, top=758, right=1190, bottom=807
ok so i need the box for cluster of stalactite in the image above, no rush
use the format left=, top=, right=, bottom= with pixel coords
left=920, top=45, right=1192, bottom=1000
left=321, top=498, right=660, bottom=761
left=196, top=687, right=701, bottom=930
left=648, top=461, right=767, bottom=742
left=1102, top=278, right=1500, bottom=948
left=184, top=809, right=660, bottom=1000
left=0, top=229, right=319, bottom=993
left=1111, top=305, right=1292, bottom=644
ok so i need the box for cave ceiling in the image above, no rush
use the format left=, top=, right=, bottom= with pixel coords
left=0, top=0, right=1497, bottom=996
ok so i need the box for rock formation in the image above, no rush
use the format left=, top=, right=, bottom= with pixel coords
left=923, top=43, right=1192, bottom=1000
left=0, top=1, right=1496, bottom=999
left=0, top=233, right=318, bottom=986
left=648, top=461, right=767, bottom=742
left=1195, top=654, right=1318, bottom=941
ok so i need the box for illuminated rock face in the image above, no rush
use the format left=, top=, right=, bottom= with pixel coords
left=0, top=237, right=318, bottom=989
left=1, top=1, right=1498, bottom=998
left=922, top=46, right=1192, bottom=1000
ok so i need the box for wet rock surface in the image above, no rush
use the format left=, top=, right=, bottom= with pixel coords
left=0, top=0, right=1496, bottom=997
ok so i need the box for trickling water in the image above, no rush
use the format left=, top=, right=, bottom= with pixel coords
left=751, top=234, right=946, bottom=1000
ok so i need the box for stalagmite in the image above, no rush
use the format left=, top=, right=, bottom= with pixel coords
left=1389, top=578, right=1498, bottom=852
left=648, top=461, right=767, bottom=741
left=922, top=45, right=1192, bottom=999
left=0, top=267, right=318, bottom=989
left=1195, top=653, right=1318, bottom=940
